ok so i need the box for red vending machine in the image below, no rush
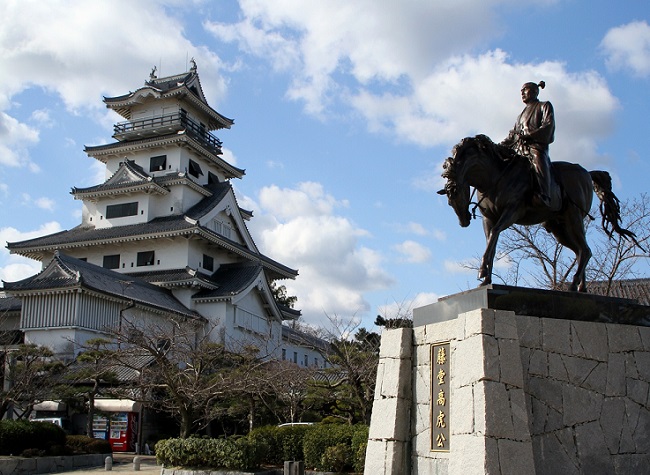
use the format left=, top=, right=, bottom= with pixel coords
left=108, top=412, right=137, bottom=452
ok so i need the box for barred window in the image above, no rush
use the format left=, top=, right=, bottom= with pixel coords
left=137, top=251, right=155, bottom=267
left=188, top=159, right=203, bottom=178
left=150, top=155, right=167, bottom=172
left=203, top=254, right=214, bottom=272
left=106, top=202, right=138, bottom=219
left=103, top=254, right=120, bottom=269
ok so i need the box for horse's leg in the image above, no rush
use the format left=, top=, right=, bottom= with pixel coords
left=479, top=209, right=521, bottom=286
left=478, top=217, right=495, bottom=284
left=546, top=213, right=592, bottom=292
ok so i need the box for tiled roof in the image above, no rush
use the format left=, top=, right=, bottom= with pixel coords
left=282, top=324, right=329, bottom=351
left=185, top=181, right=231, bottom=220
left=192, top=262, right=262, bottom=299
left=589, top=278, right=650, bottom=306
left=126, top=267, right=216, bottom=289
left=7, top=215, right=194, bottom=250
left=7, top=212, right=297, bottom=279
left=0, top=295, right=21, bottom=313
left=4, top=252, right=200, bottom=320
left=83, top=133, right=245, bottom=179
left=69, top=354, right=155, bottom=383
left=104, top=69, right=234, bottom=130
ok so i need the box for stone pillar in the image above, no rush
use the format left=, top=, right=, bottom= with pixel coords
left=364, top=328, right=413, bottom=475
left=448, top=308, right=535, bottom=474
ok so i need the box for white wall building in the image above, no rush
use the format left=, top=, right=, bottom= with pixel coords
left=2, top=63, right=325, bottom=366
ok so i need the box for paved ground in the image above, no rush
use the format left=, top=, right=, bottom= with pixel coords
left=59, top=454, right=161, bottom=475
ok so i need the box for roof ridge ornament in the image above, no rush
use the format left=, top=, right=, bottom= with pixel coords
left=190, top=57, right=197, bottom=73
left=150, top=66, right=157, bottom=80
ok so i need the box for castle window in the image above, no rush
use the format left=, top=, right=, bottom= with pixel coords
left=203, top=254, right=214, bottom=272
left=106, top=202, right=138, bottom=219
left=208, top=172, right=219, bottom=185
left=188, top=159, right=203, bottom=178
left=149, top=155, right=167, bottom=172
left=137, top=251, right=155, bottom=267
left=103, top=254, right=120, bottom=269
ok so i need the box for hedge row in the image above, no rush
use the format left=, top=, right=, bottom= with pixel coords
left=156, top=423, right=369, bottom=473
left=0, top=419, right=66, bottom=456
left=0, top=420, right=112, bottom=457
left=155, top=437, right=259, bottom=471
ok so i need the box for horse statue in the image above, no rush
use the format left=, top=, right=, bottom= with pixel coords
left=437, top=134, right=642, bottom=292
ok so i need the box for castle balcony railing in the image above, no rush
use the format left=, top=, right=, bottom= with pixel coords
left=113, top=112, right=222, bottom=152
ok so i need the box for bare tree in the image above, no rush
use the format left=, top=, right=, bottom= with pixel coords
left=586, top=193, right=650, bottom=292
left=464, top=193, right=649, bottom=292
left=65, top=338, right=119, bottom=436
left=0, top=344, right=65, bottom=419
left=88, top=317, right=241, bottom=438
left=311, top=315, right=380, bottom=425
left=266, top=360, right=316, bottom=424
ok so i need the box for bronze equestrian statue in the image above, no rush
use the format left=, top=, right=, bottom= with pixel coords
left=438, top=82, right=642, bottom=292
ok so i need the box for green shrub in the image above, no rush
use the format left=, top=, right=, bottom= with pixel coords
left=248, top=424, right=312, bottom=465
left=156, top=437, right=258, bottom=470
left=65, top=435, right=112, bottom=454
left=0, top=420, right=66, bottom=456
left=301, top=423, right=369, bottom=472
left=247, top=426, right=278, bottom=464
left=321, top=443, right=352, bottom=472
left=19, top=448, right=46, bottom=458
left=278, top=425, right=311, bottom=463
left=303, top=424, right=353, bottom=470
left=350, top=424, right=369, bottom=472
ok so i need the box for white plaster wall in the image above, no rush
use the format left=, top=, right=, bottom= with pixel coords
left=69, top=235, right=190, bottom=272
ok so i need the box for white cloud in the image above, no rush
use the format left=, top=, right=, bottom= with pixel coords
left=443, top=259, right=474, bottom=275
left=0, top=111, right=39, bottom=168
left=207, top=0, right=500, bottom=115
left=220, top=147, right=238, bottom=167
left=243, top=182, right=393, bottom=325
left=377, top=291, right=440, bottom=321
left=18, top=194, right=56, bottom=211
left=406, top=222, right=428, bottom=236
left=34, top=197, right=56, bottom=211
left=0, top=261, right=41, bottom=283
left=30, top=109, right=54, bottom=127
left=207, top=4, right=619, bottom=170
left=258, top=182, right=347, bottom=220
left=393, top=240, right=432, bottom=264
left=0, top=0, right=229, bottom=170
left=601, top=21, right=650, bottom=77
left=0, top=222, right=63, bottom=282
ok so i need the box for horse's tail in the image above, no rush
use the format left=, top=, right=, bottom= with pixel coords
left=590, top=170, right=646, bottom=252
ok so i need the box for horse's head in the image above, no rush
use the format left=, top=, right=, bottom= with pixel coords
left=438, top=155, right=472, bottom=227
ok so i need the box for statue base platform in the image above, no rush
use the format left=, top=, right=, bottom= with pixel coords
left=365, top=286, right=650, bottom=475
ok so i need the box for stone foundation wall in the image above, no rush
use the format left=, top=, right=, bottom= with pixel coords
left=0, top=453, right=108, bottom=475
left=366, top=308, right=650, bottom=475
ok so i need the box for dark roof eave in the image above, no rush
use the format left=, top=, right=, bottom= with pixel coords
left=84, top=134, right=245, bottom=179
left=8, top=222, right=297, bottom=280
left=104, top=85, right=234, bottom=130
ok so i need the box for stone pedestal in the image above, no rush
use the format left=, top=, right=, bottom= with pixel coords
left=365, top=286, right=650, bottom=475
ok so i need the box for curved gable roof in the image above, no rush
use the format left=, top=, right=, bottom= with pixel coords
left=4, top=252, right=200, bottom=320
left=104, top=68, right=233, bottom=130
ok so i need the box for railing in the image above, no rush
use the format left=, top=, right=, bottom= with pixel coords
left=113, top=112, right=222, bottom=151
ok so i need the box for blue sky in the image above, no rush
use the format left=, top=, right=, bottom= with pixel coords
left=0, top=0, right=649, bottom=329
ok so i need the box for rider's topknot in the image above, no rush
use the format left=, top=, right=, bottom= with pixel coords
left=538, top=81, right=546, bottom=89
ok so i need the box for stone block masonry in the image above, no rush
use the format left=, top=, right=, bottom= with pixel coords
left=366, top=291, right=650, bottom=475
